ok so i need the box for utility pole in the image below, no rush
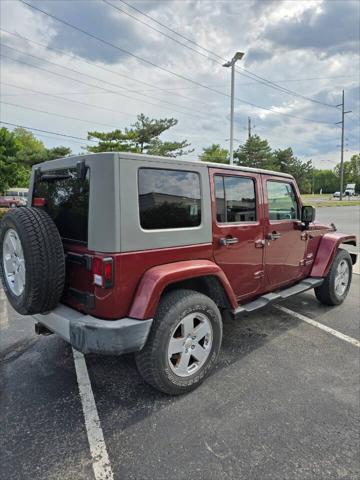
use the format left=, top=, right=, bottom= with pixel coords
left=223, top=51, right=245, bottom=165
left=248, top=117, right=252, bottom=139
left=336, top=90, right=351, bottom=200
left=311, top=159, right=315, bottom=195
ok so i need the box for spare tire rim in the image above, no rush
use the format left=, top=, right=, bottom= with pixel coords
left=2, top=229, right=26, bottom=296
left=167, top=312, right=213, bottom=378
left=335, top=259, right=349, bottom=297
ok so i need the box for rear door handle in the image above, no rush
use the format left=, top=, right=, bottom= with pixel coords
left=266, top=231, right=281, bottom=241
left=220, top=237, right=239, bottom=246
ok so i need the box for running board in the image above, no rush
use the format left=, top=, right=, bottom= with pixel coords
left=234, top=277, right=323, bottom=317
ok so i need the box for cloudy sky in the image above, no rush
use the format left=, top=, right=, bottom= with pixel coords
left=0, top=0, right=359, bottom=168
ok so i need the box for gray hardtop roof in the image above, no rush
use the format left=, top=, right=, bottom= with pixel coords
left=34, top=151, right=294, bottom=179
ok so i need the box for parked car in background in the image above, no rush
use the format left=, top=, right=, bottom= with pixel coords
left=0, top=153, right=357, bottom=394
left=0, top=188, right=29, bottom=208
left=333, top=191, right=341, bottom=198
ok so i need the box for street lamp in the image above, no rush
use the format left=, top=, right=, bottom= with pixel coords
left=223, top=51, right=245, bottom=165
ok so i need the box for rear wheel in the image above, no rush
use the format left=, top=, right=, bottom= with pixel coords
left=135, top=289, right=223, bottom=395
left=314, top=249, right=352, bottom=306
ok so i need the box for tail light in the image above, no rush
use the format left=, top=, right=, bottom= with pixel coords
left=92, top=257, right=114, bottom=288
left=32, top=197, right=46, bottom=207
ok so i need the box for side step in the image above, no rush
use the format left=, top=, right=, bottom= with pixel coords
left=234, top=277, right=323, bottom=316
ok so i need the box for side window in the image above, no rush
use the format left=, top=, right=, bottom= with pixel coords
left=267, top=181, right=299, bottom=220
left=215, top=175, right=256, bottom=223
left=138, top=168, right=201, bottom=230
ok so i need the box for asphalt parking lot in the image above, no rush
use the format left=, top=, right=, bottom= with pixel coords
left=1, top=207, right=359, bottom=480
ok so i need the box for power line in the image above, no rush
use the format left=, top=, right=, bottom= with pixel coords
left=0, top=81, right=138, bottom=119
left=1, top=44, right=209, bottom=118
left=0, top=101, right=123, bottom=129
left=113, top=0, right=337, bottom=109
left=0, top=28, right=213, bottom=108
left=0, top=121, right=98, bottom=142
left=1, top=53, right=210, bottom=122
left=18, top=0, right=336, bottom=125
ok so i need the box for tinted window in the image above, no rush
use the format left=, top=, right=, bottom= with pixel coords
left=215, top=175, right=256, bottom=222
left=267, top=181, right=299, bottom=220
left=138, top=168, right=201, bottom=229
left=33, top=168, right=90, bottom=243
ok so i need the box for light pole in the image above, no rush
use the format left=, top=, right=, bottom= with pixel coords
left=223, top=51, right=245, bottom=165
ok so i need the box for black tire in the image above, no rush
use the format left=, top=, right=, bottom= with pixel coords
left=0, top=207, right=65, bottom=315
left=135, top=289, right=223, bottom=395
left=314, top=249, right=352, bottom=306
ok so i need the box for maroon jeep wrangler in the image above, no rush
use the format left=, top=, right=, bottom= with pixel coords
left=0, top=153, right=356, bottom=394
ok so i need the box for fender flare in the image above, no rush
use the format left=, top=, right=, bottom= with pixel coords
left=311, top=232, right=357, bottom=278
left=129, top=260, right=238, bottom=319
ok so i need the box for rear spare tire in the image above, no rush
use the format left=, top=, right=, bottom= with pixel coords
left=0, top=207, right=65, bottom=315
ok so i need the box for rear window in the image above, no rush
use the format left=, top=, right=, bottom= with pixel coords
left=215, top=175, right=257, bottom=223
left=33, top=167, right=90, bottom=244
left=138, top=168, right=201, bottom=230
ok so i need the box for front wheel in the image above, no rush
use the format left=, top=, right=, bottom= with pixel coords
left=314, top=249, right=352, bottom=306
left=135, top=289, right=223, bottom=395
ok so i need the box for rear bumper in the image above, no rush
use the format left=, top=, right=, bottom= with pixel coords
left=33, top=304, right=153, bottom=355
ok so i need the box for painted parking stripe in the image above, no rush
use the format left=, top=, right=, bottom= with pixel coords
left=73, top=348, right=114, bottom=480
left=275, top=305, right=360, bottom=348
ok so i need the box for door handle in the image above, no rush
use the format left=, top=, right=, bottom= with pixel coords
left=266, top=231, right=281, bottom=241
left=220, top=237, right=239, bottom=246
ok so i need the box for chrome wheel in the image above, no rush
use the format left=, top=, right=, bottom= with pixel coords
left=167, top=312, right=213, bottom=377
left=334, top=259, right=349, bottom=297
left=2, top=229, right=26, bottom=296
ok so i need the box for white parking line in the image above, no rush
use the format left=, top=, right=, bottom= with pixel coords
left=275, top=305, right=360, bottom=348
left=72, top=348, right=114, bottom=480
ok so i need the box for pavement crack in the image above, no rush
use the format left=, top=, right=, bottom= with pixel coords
left=0, top=337, right=38, bottom=364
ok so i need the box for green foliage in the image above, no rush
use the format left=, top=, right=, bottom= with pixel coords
left=199, top=144, right=229, bottom=164
left=46, top=146, right=72, bottom=160
left=12, top=127, right=48, bottom=166
left=0, top=128, right=22, bottom=193
left=313, top=169, right=338, bottom=194
left=234, top=135, right=273, bottom=169
left=0, top=127, right=72, bottom=193
left=334, top=154, right=360, bottom=192
left=272, top=147, right=313, bottom=193
left=87, top=114, right=193, bottom=157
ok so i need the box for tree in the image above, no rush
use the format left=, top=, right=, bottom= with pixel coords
left=0, top=127, right=73, bottom=193
left=87, top=114, right=193, bottom=157
left=234, top=135, right=273, bottom=169
left=0, top=128, right=33, bottom=192
left=86, top=129, right=137, bottom=153
left=334, top=154, right=360, bottom=191
left=199, top=144, right=229, bottom=164
left=12, top=127, right=48, bottom=166
left=46, top=146, right=72, bottom=160
left=313, top=169, right=338, bottom=194
left=272, top=148, right=313, bottom=193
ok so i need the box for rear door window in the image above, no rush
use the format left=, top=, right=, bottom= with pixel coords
left=33, top=168, right=90, bottom=244
left=215, top=175, right=257, bottom=223
left=138, top=168, right=201, bottom=229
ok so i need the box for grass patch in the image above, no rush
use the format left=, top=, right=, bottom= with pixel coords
left=301, top=194, right=360, bottom=207
left=310, top=200, right=360, bottom=208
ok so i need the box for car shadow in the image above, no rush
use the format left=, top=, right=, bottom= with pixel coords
left=84, top=301, right=311, bottom=428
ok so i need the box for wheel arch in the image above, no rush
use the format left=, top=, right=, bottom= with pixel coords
left=311, top=232, right=357, bottom=277
left=129, top=260, right=237, bottom=320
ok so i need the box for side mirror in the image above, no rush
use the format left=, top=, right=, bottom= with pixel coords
left=301, top=205, right=315, bottom=229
